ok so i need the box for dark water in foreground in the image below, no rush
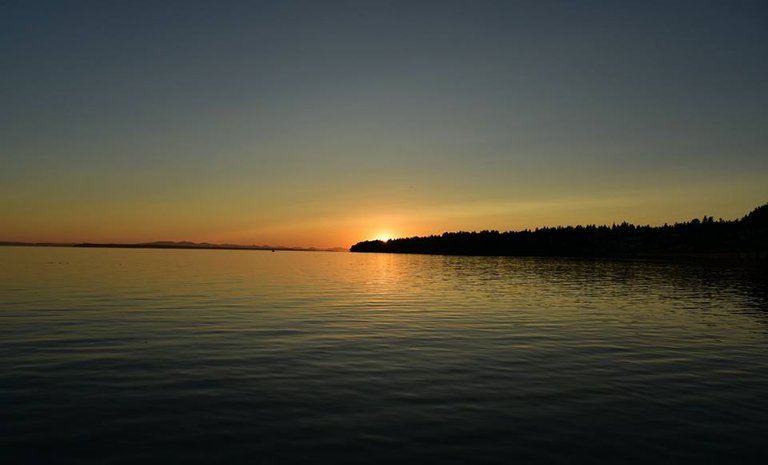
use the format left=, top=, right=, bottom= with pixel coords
left=1, top=247, right=767, bottom=463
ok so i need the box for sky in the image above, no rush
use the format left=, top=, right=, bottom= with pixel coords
left=1, top=0, right=766, bottom=248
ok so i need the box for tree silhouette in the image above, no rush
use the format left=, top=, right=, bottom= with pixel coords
left=351, top=203, right=768, bottom=258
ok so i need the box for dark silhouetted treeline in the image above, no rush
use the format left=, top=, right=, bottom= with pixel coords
left=351, top=203, right=768, bottom=258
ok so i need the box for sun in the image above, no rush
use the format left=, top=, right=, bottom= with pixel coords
left=373, top=231, right=394, bottom=242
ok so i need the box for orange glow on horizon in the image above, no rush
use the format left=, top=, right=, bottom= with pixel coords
left=372, top=232, right=395, bottom=242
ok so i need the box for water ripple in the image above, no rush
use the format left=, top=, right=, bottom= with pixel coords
left=1, top=248, right=767, bottom=463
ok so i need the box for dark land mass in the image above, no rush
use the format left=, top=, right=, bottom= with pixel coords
left=0, top=241, right=345, bottom=252
left=0, top=242, right=75, bottom=247
left=351, top=203, right=768, bottom=259
left=75, top=242, right=346, bottom=252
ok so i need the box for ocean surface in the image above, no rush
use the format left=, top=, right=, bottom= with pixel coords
left=2, top=247, right=767, bottom=464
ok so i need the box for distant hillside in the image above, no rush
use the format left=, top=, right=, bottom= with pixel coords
left=0, top=241, right=344, bottom=252
left=74, top=241, right=344, bottom=252
left=351, top=203, right=768, bottom=259
left=0, top=242, right=74, bottom=247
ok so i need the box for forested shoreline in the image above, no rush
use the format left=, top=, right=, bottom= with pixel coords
left=351, top=204, right=768, bottom=258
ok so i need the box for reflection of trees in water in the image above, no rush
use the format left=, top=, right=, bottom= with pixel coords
left=430, top=255, right=768, bottom=317
left=638, top=260, right=768, bottom=314
left=641, top=261, right=765, bottom=313
left=724, top=265, right=768, bottom=312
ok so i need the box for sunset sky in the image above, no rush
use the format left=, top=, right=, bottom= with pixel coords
left=2, top=0, right=766, bottom=248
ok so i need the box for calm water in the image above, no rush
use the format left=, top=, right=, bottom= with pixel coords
left=2, top=247, right=767, bottom=463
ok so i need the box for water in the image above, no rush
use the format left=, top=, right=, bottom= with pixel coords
left=1, top=247, right=767, bottom=463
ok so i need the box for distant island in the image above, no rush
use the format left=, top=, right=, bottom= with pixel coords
left=0, top=241, right=346, bottom=253
left=351, top=203, right=768, bottom=259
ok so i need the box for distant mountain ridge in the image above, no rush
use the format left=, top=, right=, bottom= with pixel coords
left=351, top=203, right=768, bottom=259
left=75, top=241, right=347, bottom=252
left=0, top=241, right=346, bottom=252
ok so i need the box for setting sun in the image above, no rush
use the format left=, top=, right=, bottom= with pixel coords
left=373, top=232, right=394, bottom=242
